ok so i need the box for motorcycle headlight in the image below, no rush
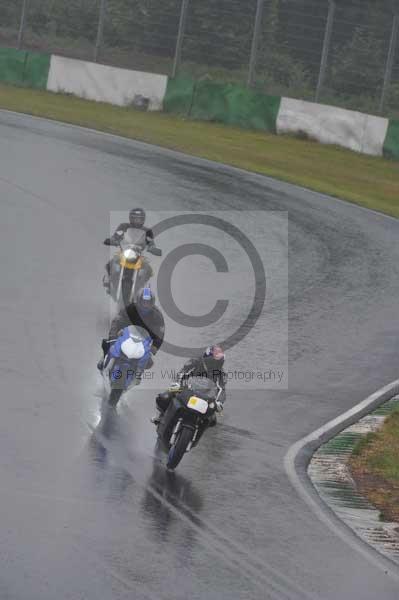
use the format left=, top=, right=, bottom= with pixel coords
left=123, top=249, right=138, bottom=262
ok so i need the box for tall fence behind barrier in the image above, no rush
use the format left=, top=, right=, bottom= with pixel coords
left=1, top=0, right=399, bottom=116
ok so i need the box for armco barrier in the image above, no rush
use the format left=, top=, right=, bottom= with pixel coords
left=0, top=47, right=50, bottom=89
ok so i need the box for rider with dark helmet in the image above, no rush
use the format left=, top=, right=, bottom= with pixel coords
left=105, top=208, right=154, bottom=246
left=103, top=208, right=155, bottom=293
left=152, top=345, right=226, bottom=425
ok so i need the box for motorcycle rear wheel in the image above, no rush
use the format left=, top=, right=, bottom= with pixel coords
left=109, top=388, right=123, bottom=407
left=166, top=427, right=193, bottom=470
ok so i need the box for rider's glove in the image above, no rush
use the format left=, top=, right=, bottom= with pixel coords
left=104, top=232, right=123, bottom=246
left=168, top=381, right=181, bottom=393
left=176, top=372, right=186, bottom=386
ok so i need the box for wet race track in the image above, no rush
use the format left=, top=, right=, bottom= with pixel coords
left=1, top=111, right=399, bottom=599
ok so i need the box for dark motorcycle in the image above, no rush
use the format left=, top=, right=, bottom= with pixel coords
left=156, top=377, right=222, bottom=470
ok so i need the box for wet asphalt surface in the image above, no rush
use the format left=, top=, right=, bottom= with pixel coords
left=1, top=111, right=399, bottom=600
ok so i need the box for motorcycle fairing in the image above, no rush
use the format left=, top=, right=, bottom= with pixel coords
left=109, top=327, right=153, bottom=371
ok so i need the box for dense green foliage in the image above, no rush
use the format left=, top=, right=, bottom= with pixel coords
left=0, top=1, right=398, bottom=110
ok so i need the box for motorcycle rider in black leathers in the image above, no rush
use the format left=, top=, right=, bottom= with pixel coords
left=151, top=345, right=226, bottom=425
left=98, top=287, right=165, bottom=370
left=103, top=207, right=155, bottom=293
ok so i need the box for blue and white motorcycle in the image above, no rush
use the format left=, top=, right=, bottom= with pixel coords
left=101, top=325, right=153, bottom=407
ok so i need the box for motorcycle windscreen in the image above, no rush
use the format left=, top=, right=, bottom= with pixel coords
left=121, top=228, right=147, bottom=251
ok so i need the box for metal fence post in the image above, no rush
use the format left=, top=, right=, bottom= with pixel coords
left=172, top=0, right=190, bottom=78
left=94, top=0, right=108, bottom=63
left=247, top=0, right=265, bottom=88
left=17, top=0, right=29, bottom=50
left=379, top=14, right=399, bottom=113
left=315, top=0, right=336, bottom=102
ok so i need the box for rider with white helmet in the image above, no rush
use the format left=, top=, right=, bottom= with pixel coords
left=101, top=325, right=153, bottom=388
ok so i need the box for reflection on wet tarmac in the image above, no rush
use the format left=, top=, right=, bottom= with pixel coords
left=87, top=402, right=204, bottom=552
left=86, top=403, right=138, bottom=502
left=141, top=454, right=203, bottom=552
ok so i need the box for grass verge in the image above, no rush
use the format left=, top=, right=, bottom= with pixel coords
left=0, top=83, right=399, bottom=217
left=350, top=409, right=399, bottom=523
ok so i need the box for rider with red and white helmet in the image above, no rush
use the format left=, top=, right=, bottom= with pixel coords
left=178, top=345, right=226, bottom=388
left=151, top=345, right=227, bottom=425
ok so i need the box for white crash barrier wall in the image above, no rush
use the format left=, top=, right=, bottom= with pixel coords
left=47, top=55, right=168, bottom=111
left=276, top=98, right=389, bottom=157
left=45, top=56, right=390, bottom=158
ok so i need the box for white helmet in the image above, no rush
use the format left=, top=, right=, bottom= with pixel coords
left=121, top=337, right=145, bottom=359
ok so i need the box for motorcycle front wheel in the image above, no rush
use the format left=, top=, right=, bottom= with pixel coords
left=120, top=278, right=133, bottom=307
left=166, top=427, right=193, bottom=470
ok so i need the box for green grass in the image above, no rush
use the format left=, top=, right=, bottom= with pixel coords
left=351, top=432, right=376, bottom=457
left=352, top=410, right=399, bottom=481
left=364, top=411, right=399, bottom=481
left=1, top=82, right=399, bottom=217
left=350, top=410, right=399, bottom=522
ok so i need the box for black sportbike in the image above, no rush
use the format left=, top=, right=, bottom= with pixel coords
left=156, top=377, right=222, bottom=470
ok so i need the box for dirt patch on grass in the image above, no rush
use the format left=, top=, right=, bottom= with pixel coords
left=350, top=470, right=399, bottom=523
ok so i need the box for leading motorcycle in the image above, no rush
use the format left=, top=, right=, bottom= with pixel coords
left=156, top=377, right=222, bottom=470
left=107, top=227, right=161, bottom=307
